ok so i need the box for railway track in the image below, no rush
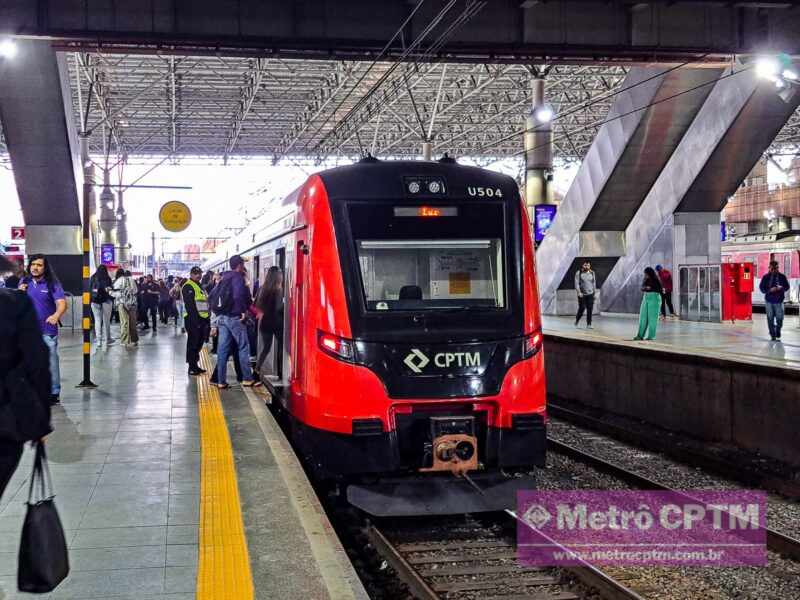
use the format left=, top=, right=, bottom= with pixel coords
left=548, top=402, right=800, bottom=500
left=367, top=515, right=645, bottom=600
left=546, top=436, right=800, bottom=562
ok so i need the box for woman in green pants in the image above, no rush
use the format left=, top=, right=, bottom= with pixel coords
left=634, top=267, right=663, bottom=340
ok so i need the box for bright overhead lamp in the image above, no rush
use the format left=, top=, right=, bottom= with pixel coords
left=755, top=56, right=780, bottom=80
left=533, top=106, right=554, bottom=123
left=0, top=39, right=17, bottom=59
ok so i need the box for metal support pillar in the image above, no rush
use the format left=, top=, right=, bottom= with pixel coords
left=422, top=141, right=432, bottom=161
left=116, top=185, right=129, bottom=265
left=524, top=77, right=552, bottom=225
left=77, top=133, right=97, bottom=388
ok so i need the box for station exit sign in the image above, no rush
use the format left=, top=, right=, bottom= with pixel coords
left=10, top=226, right=24, bottom=240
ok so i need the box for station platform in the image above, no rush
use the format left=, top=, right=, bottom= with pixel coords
left=542, top=313, right=800, bottom=469
left=543, top=313, right=800, bottom=371
left=0, top=330, right=368, bottom=600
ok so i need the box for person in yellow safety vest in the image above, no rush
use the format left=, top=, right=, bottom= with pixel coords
left=182, top=266, right=211, bottom=376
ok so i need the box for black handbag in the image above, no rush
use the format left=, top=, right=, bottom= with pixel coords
left=18, top=441, right=70, bottom=593
left=0, top=363, right=52, bottom=443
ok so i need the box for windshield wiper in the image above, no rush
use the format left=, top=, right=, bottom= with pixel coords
left=431, top=305, right=496, bottom=313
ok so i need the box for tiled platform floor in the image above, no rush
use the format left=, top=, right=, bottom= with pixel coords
left=0, top=328, right=200, bottom=600
left=0, top=325, right=368, bottom=600
left=543, top=312, right=800, bottom=370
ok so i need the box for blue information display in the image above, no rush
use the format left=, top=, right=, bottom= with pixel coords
left=534, top=204, right=557, bottom=242
left=101, top=243, right=115, bottom=266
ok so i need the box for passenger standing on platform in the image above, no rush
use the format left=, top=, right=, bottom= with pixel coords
left=90, top=265, right=115, bottom=347
left=19, top=254, right=66, bottom=404
left=0, top=255, right=52, bottom=499
left=3, top=262, right=22, bottom=289
left=574, top=261, right=596, bottom=329
left=206, top=272, right=221, bottom=355
left=183, top=267, right=210, bottom=376
left=208, top=314, right=244, bottom=385
left=157, top=280, right=171, bottom=325
left=759, top=260, right=790, bottom=342
left=171, top=278, right=185, bottom=332
left=210, top=255, right=261, bottom=388
left=142, top=274, right=160, bottom=331
left=656, top=265, right=676, bottom=319
left=125, top=271, right=140, bottom=345
left=113, top=269, right=139, bottom=347
left=111, top=268, right=125, bottom=324
left=136, top=277, right=147, bottom=329
left=255, top=266, right=284, bottom=378
left=633, top=267, right=663, bottom=341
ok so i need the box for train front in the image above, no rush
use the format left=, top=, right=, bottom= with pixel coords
left=299, top=160, right=546, bottom=516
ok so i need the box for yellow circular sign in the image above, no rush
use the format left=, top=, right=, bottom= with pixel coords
left=159, top=201, right=192, bottom=232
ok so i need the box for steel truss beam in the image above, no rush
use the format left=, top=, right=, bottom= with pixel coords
left=6, top=0, right=800, bottom=63
left=64, top=53, right=800, bottom=168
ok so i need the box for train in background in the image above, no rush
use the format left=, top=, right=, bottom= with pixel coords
left=204, top=158, right=547, bottom=516
left=722, top=229, right=800, bottom=306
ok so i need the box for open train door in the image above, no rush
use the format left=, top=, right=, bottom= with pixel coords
left=289, top=237, right=308, bottom=401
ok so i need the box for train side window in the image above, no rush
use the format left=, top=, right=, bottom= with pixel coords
left=785, top=254, right=791, bottom=275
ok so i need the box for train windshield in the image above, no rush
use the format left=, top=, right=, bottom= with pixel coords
left=348, top=202, right=508, bottom=312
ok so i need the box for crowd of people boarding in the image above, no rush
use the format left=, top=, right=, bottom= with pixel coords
left=0, top=253, right=285, bottom=405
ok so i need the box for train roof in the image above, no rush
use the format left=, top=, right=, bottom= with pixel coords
left=203, top=159, right=519, bottom=270
left=724, top=229, right=800, bottom=245
left=317, top=157, right=519, bottom=201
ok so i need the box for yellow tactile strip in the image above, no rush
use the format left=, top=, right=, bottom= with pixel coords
left=196, top=348, right=255, bottom=600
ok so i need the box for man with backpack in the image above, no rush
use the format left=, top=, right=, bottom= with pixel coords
left=209, top=255, right=261, bottom=388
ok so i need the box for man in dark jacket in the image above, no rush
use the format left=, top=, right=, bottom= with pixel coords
left=655, top=265, right=676, bottom=319
left=0, top=255, right=52, bottom=498
left=211, top=255, right=260, bottom=388
left=182, top=267, right=210, bottom=376
left=759, top=260, right=790, bottom=342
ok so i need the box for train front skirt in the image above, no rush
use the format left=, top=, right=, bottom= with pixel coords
left=346, top=472, right=536, bottom=517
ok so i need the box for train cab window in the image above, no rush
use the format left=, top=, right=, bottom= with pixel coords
left=346, top=201, right=510, bottom=313
left=355, top=239, right=505, bottom=311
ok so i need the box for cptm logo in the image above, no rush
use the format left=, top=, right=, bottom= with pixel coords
left=404, top=349, right=430, bottom=374
left=403, top=349, right=481, bottom=373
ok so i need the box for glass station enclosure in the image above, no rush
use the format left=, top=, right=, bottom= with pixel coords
left=678, top=264, right=721, bottom=322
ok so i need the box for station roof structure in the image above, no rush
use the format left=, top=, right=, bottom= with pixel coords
left=60, top=52, right=800, bottom=169
left=64, top=52, right=632, bottom=166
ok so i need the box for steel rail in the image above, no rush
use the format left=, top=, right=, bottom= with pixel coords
left=547, top=437, right=800, bottom=562
left=368, top=517, right=645, bottom=600
left=548, top=402, right=800, bottom=500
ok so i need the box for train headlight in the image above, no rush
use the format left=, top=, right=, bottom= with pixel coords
left=408, top=181, right=421, bottom=194
left=318, top=331, right=356, bottom=363
left=523, top=332, right=543, bottom=358
left=428, top=180, right=442, bottom=194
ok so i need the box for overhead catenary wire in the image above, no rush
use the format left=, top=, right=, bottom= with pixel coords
left=307, top=0, right=462, bottom=152
left=372, top=55, right=707, bottom=160
left=311, top=0, right=488, bottom=155
left=482, top=63, right=754, bottom=163
left=292, top=0, right=450, bottom=155
left=474, top=55, right=711, bottom=156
